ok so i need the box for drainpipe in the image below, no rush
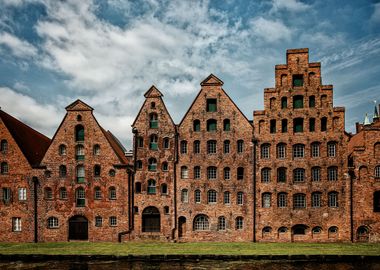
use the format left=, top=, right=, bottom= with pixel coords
left=172, top=130, right=179, bottom=240
left=252, top=138, right=258, bottom=242
left=32, top=177, right=39, bottom=243
left=132, top=128, right=138, bottom=231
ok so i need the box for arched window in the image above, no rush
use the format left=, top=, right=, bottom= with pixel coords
left=108, top=169, right=115, bottom=177
left=237, top=140, right=244, bottom=153
left=181, top=166, right=189, bottom=179
left=277, top=167, right=287, bottom=182
left=194, top=166, right=201, bottom=179
left=150, top=102, right=156, bottom=109
left=261, top=168, right=271, bottom=183
left=161, top=184, right=168, bottom=194
left=149, top=134, right=158, bottom=150
left=193, top=140, right=200, bottom=154
left=277, top=143, right=286, bottom=159
left=76, top=165, right=85, bottom=183
left=237, top=167, right=244, bottom=180
left=0, top=139, right=8, bottom=153
left=328, top=226, right=338, bottom=238
left=59, top=187, right=67, bottom=199
left=375, top=143, right=380, bottom=158
left=59, top=144, right=66, bottom=155
left=137, top=137, right=144, bottom=147
left=93, top=144, right=100, bottom=155
left=357, top=226, right=369, bottom=242
left=164, top=206, right=169, bottom=214
left=195, top=189, right=201, bottom=203
left=309, top=118, right=316, bottom=132
left=75, top=144, right=85, bottom=160
left=328, top=192, right=338, bottom=207
left=281, top=119, right=288, bottom=133
left=311, top=142, right=320, bottom=157
left=278, top=192, right=287, bottom=208
left=278, top=227, right=288, bottom=234
left=312, top=226, right=322, bottom=235
left=94, top=165, right=101, bottom=177
left=76, top=114, right=82, bottom=121
left=109, top=186, right=116, bottom=200
left=261, top=144, right=270, bottom=159
left=293, top=224, right=307, bottom=235
left=207, top=119, right=217, bottom=132
left=47, top=217, right=59, bottom=229
left=327, top=141, right=337, bottom=157
left=136, top=160, right=143, bottom=170
left=163, top=137, right=170, bottom=149
left=193, top=215, right=209, bottom=231
left=44, top=187, right=53, bottom=200
left=328, top=166, right=338, bottom=181
left=237, top=192, right=244, bottom=205
left=312, top=192, right=322, bottom=208
left=193, top=120, right=201, bottom=132
left=223, top=119, right=230, bottom=131
left=180, top=140, right=187, bottom=154
left=149, top=113, right=158, bottom=128
left=75, top=125, right=84, bottom=141
left=162, top=162, right=168, bottom=171
left=281, top=97, right=287, bottom=109
left=223, top=167, right=230, bottom=180
left=309, top=95, right=315, bottom=108
left=224, top=140, right=230, bottom=154
left=218, top=216, right=226, bottom=230
left=94, top=186, right=102, bottom=200
left=270, top=119, right=276, bottom=133
left=76, top=187, right=85, bottom=207
left=224, top=191, right=230, bottom=204
left=374, top=191, right=380, bottom=212
left=321, top=117, right=327, bottom=131
left=293, top=144, right=305, bottom=158
left=135, top=182, right=141, bottom=193
left=375, top=166, right=380, bottom=178
left=59, top=165, right=67, bottom=177
left=207, top=140, right=217, bottom=154
left=259, top=120, right=265, bottom=134
left=95, top=216, right=103, bottom=227
left=321, top=95, right=327, bottom=108
left=207, top=190, right=217, bottom=204
left=293, top=168, right=305, bottom=183
left=281, top=74, right=287, bottom=86
left=181, top=189, right=188, bottom=203
left=293, top=118, right=304, bottom=133
left=148, top=158, right=157, bottom=171
left=270, top=97, right=276, bottom=109
left=235, top=217, right=244, bottom=230
left=262, top=193, right=271, bottom=208
left=207, top=166, right=217, bottom=180
left=147, top=179, right=156, bottom=194
left=263, top=226, right=272, bottom=235
left=293, top=193, right=306, bottom=209
left=293, top=95, right=304, bottom=108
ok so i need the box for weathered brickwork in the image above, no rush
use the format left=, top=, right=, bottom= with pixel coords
left=0, top=48, right=379, bottom=243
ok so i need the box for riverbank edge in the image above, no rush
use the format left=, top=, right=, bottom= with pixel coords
left=1, top=254, right=380, bottom=262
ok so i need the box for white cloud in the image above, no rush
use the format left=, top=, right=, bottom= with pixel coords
left=0, top=32, right=38, bottom=58
left=249, top=17, right=292, bottom=43
left=371, top=3, right=380, bottom=23
left=271, top=0, right=310, bottom=12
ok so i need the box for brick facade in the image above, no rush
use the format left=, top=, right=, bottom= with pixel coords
left=0, top=48, right=379, bottom=242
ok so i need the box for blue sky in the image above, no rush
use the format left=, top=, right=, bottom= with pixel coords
left=0, top=0, right=379, bottom=148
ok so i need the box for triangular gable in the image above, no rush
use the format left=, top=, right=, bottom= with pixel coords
left=144, top=85, right=163, bottom=98
left=65, top=99, right=94, bottom=111
left=200, top=73, right=224, bottom=86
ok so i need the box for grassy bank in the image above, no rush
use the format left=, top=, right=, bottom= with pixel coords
left=0, top=242, right=379, bottom=256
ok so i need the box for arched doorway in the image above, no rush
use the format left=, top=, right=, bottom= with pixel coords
left=291, top=224, right=308, bottom=242
left=178, top=216, right=186, bottom=238
left=68, top=215, right=88, bottom=240
left=357, top=226, right=370, bottom=242
left=142, top=206, right=160, bottom=232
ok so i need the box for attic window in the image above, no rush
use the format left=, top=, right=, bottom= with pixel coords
left=77, top=115, right=82, bottom=121
left=206, top=99, right=217, bottom=112
left=151, top=102, right=156, bottom=109
left=293, top=75, right=303, bottom=87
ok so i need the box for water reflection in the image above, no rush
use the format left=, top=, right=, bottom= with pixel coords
left=1, top=260, right=380, bottom=270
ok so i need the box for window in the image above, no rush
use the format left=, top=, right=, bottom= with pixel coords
left=109, top=169, right=115, bottom=177
left=278, top=227, right=287, bottom=233
left=164, top=206, right=169, bottom=214
left=281, top=119, right=288, bottom=133
left=0, top=139, right=8, bottom=153
left=76, top=188, right=85, bottom=207
left=93, top=144, right=100, bottom=155
left=261, top=144, right=270, bottom=159
left=47, top=217, right=59, bottom=229
left=109, top=187, right=116, bottom=200
left=180, top=140, right=188, bottom=154
left=75, top=144, right=85, bottom=160
left=109, top=216, right=117, bottom=226
left=270, top=119, right=276, bottom=133
left=293, top=118, right=304, bottom=133
left=207, top=140, right=217, bottom=154
left=207, top=190, right=217, bottom=204
left=293, top=168, right=305, bottom=183
left=149, top=113, right=158, bottom=128
left=45, top=187, right=53, bottom=200
left=59, top=187, right=67, bottom=199
left=270, top=97, right=276, bottom=109
left=194, top=215, right=209, bottom=231
left=12, top=217, right=21, bottom=232
left=223, top=119, right=230, bottom=131
left=193, top=140, right=200, bottom=154
left=2, top=188, right=11, bottom=203
left=375, top=166, right=380, bottom=178
left=293, top=75, right=303, bottom=87
left=76, top=165, right=85, bottom=183
left=311, top=167, right=321, bottom=182
left=374, top=191, right=380, bottom=212
left=277, top=167, right=287, bottom=182
left=293, top=225, right=306, bottom=235
left=94, top=165, right=101, bottom=177
left=277, top=143, right=286, bottom=159
left=162, top=162, right=168, bottom=171
left=311, top=142, right=320, bottom=157
left=75, top=125, right=84, bottom=141
left=328, top=142, right=337, bottom=157
left=312, top=192, right=322, bottom=208
left=224, top=140, right=230, bottom=154
left=309, top=96, right=315, bottom=108
left=278, top=193, right=287, bottom=208
left=206, top=99, right=217, bottom=112
left=147, top=180, right=156, bottom=194
left=163, top=137, right=170, bottom=149
left=194, top=166, right=201, bottom=179
left=18, top=188, right=26, bottom=201
left=59, top=165, right=67, bottom=177
left=136, top=160, right=142, bottom=170
left=149, top=134, right=158, bottom=150
left=218, top=216, right=226, bottom=230
left=161, top=184, right=168, bottom=195
left=207, top=119, right=217, bottom=131
left=237, top=140, right=244, bottom=153
left=321, top=117, right=327, bottom=131
left=224, top=167, right=231, bottom=180
left=195, top=190, right=201, bottom=203
left=235, top=217, right=243, bottom=230
left=312, top=227, right=322, bottom=234
left=293, top=144, right=305, bottom=158
left=328, top=226, right=338, bottom=236
left=263, top=227, right=272, bottom=234
left=328, top=167, right=338, bottom=181
left=150, top=102, right=156, bottom=109
left=309, top=118, right=315, bottom=132
left=77, top=114, right=82, bottom=121
left=95, top=216, right=103, bottom=227
left=293, top=194, right=306, bottom=209
left=207, top=166, right=217, bottom=180
left=224, top=191, right=230, bottom=204
left=181, top=189, right=189, bottom=203
left=262, top=193, right=271, bottom=208
left=148, top=158, right=157, bottom=171
left=261, top=168, right=271, bottom=183
left=137, top=137, right=144, bottom=147
left=237, top=167, right=244, bottom=180
left=135, top=182, right=141, bottom=193
left=293, top=95, right=304, bottom=109
left=328, top=192, right=338, bottom=208
left=94, top=187, right=102, bottom=200
left=59, top=144, right=66, bottom=155
left=237, top=192, right=243, bottom=205
left=193, top=120, right=201, bottom=132
left=281, top=97, right=287, bottom=109
left=181, top=166, right=189, bottom=179
left=1, top=162, right=9, bottom=174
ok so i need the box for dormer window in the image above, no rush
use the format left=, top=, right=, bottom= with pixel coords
left=149, top=113, right=158, bottom=128
left=77, top=115, right=82, bottom=121
left=206, top=99, right=217, bottom=112
left=75, top=125, right=84, bottom=141
left=207, top=119, right=217, bottom=132
left=293, top=75, right=303, bottom=87
left=151, top=102, right=156, bottom=109
left=0, top=140, right=8, bottom=154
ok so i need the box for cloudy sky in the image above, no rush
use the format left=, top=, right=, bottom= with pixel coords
left=0, top=0, right=379, bottom=149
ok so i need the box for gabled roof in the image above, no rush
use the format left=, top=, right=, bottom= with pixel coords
left=144, top=85, right=163, bottom=98
left=200, top=73, right=224, bottom=86
left=0, top=110, right=51, bottom=167
left=65, top=99, right=93, bottom=111
left=100, top=127, right=129, bottom=164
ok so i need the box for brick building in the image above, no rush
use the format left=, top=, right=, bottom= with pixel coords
left=0, top=48, right=379, bottom=242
